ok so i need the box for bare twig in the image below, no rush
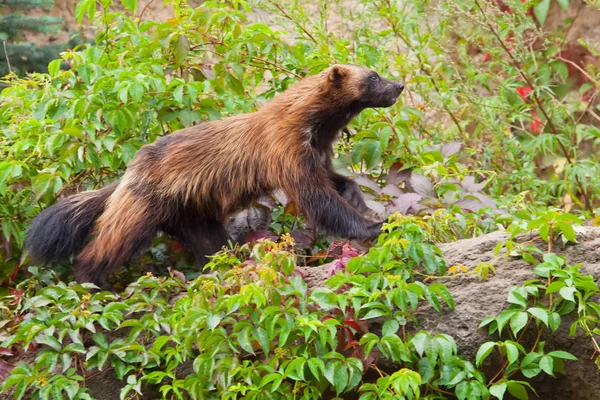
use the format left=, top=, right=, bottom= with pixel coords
left=2, top=41, right=12, bottom=75
left=473, top=0, right=595, bottom=216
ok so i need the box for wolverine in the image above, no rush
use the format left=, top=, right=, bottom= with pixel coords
left=26, top=64, right=404, bottom=285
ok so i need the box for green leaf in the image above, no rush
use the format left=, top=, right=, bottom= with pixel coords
left=333, top=363, right=349, bottom=394
left=323, top=361, right=337, bottom=387
left=527, top=307, right=548, bottom=326
left=507, top=381, right=529, bottom=400
left=534, top=0, right=551, bottom=24
left=120, top=0, right=137, bottom=12
left=32, top=173, right=52, bottom=200
left=237, top=327, right=254, bottom=355
left=363, top=140, right=382, bottom=170
left=206, top=314, right=221, bottom=331
left=556, top=222, right=577, bottom=242
left=507, top=288, right=527, bottom=309
left=548, top=312, right=561, bottom=333
left=255, top=327, right=270, bottom=356
left=490, top=382, right=507, bottom=399
left=36, top=334, right=62, bottom=352
left=520, top=353, right=541, bottom=378
left=310, top=288, right=338, bottom=310
left=48, top=59, right=62, bottom=77
left=546, top=281, right=565, bottom=294
left=556, top=0, right=569, bottom=10
left=382, top=320, right=399, bottom=336
left=559, top=286, right=576, bottom=302
left=174, top=35, right=190, bottom=67
left=225, top=73, right=244, bottom=96
left=362, top=308, right=388, bottom=319
left=476, top=342, right=496, bottom=367
left=510, top=312, right=529, bottom=336
left=539, top=355, right=554, bottom=376
left=505, top=342, right=519, bottom=365
left=547, top=350, right=577, bottom=360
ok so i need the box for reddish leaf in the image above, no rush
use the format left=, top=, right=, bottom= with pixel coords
left=344, top=320, right=362, bottom=331
left=365, top=200, right=386, bottom=216
left=0, top=359, right=14, bottom=382
left=531, top=111, right=543, bottom=133
left=381, top=184, right=404, bottom=197
left=387, top=164, right=412, bottom=187
left=327, top=241, right=346, bottom=257
left=516, top=85, right=532, bottom=99
left=581, top=87, right=595, bottom=102
left=410, top=173, right=436, bottom=197
left=0, top=347, right=15, bottom=356
left=169, top=241, right=184, bottom=253
left=440, top=141, right=462, bottom=158
left=289, top=229, right=314, bottom=248
left=244, top=230, right=278, bottom=243
left=344, top=340, right=360, bottom=351
left=167, top=267, right=187, bottom=282
left=455, top=193, right=497, bottom=212
left=354, top=174, right=381, bottom=193
left=459, top=176, right=486, bottom=193
left=390, top=193, right=423, bottom=214
left=328, top=259, right=346, bottom=277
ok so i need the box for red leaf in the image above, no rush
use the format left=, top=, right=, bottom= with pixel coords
left=344, top=320, right=362, bottom=331
left=516, top=85, right=532, bottom=99
left=0, top=359, right=14, bottom=382
left=289, top=229, right=314, bottom=248
left=244, top=230, right=278, bottom=243
left=531, top=110, right=543, bottom=133
left=581, top=87, right=595, bottom=102
left=169, top=241, right=184, bottom=253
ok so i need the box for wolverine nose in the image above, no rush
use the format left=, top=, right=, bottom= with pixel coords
left=397, top=83, right=405, bottom=94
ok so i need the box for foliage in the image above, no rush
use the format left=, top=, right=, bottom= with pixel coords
left=1, top=0, right=600, bottom=398
left=1, top=215, right=598, bottom=399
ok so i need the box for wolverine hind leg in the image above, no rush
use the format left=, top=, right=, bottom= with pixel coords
left=74, top=188, right=160, bottom=285
left=163, top=218, right=229, bottom=269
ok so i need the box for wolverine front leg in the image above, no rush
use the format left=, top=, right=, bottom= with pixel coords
left=330, top=172, right=367, bottom=213
left=287, top=164, right=381, bottom=240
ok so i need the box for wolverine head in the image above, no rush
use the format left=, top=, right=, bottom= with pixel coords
left=326, top=64, right=404, bottom=108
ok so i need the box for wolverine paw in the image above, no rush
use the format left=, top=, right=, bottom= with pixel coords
left=368, top=221, right=383, bottom=240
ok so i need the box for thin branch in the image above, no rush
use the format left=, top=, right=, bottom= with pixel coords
left=2, top=41, right=12, bottom=75
left=267, top=0, right=318, bottom=44
left=137, top=0, right=156, bottom=22
left=249, top=56, right=303, bottom=79
left=473, top=0, right=595, bottom=216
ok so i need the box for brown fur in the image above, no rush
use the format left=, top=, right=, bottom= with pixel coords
left=26, top=64, right=404, bottom=284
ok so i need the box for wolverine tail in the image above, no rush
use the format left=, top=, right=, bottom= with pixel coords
left=25, top=181, right=119, bottom=264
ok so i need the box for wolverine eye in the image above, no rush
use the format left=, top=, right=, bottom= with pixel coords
left=369, top=74, right=379, bottom=82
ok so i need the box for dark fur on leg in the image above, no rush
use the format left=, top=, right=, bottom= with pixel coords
left=331, top=173, right=367, bottom=213
left=163, top=216, right=229, bottom=269
left=25, top=182, right=118, bottom=264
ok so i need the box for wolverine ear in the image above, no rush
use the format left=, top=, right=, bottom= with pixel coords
left=328, top=65, right=346, bottom=86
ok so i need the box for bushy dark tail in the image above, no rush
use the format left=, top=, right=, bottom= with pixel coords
left=25, top=181, right=119, bottom=264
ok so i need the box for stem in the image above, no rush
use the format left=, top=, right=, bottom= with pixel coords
left=472, top=0, right=595, bottom=216
left=380, top=0, right=464, bottom=136
left=267, top=0, right=318, bottom=44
